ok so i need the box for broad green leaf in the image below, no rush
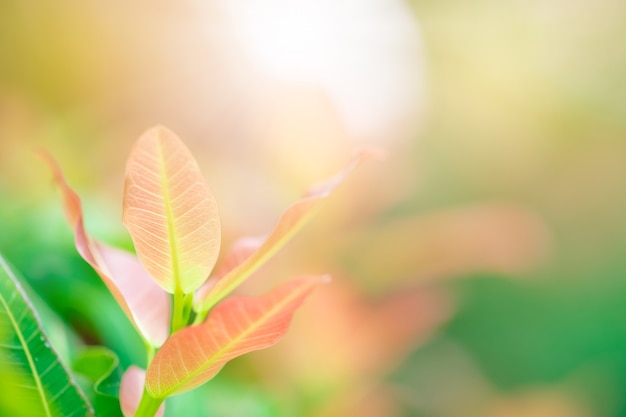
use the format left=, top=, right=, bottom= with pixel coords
left=0, top=254, right=93, bottom=417
left=147, top=275, right=329, bottom=398
left=73, top=348, right=124, bottom=417
left=42, top=152, right=171, bottom=346
left=0, top=356, right=37, bottom=416
left=123, top=126, right=221, bottom=294
left=73, top=347, right=122, bottom=397
left=194, top=149, right=380, bottom=313
left=119, top=367, right=164, bottom=417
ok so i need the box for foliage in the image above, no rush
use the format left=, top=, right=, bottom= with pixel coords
left=1, top=126, right=375, bottom=417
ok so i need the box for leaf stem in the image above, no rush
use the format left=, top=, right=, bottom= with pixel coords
left=183, top=292, right=194, bottom=322
left=192, top=309, right=207, bottom=325
left=134, top=389, right=163, bottom=417
left=145, top=342, right=156, bottom=365
left=172, top=290, right=193, bottom=333
left=172, top=289, right=185, bottom=333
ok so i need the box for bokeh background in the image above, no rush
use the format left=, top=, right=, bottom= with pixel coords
left=1, top=1, right=626, bottom=416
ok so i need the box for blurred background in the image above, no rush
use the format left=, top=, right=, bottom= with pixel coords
left=1, top=0, right=626, bottom=416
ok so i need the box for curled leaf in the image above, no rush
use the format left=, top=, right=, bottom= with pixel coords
left=120, top=367, right=164, bottom=417
left=123, top=126, right=221, bottom=294
left=194, top=149, right=380, bottom=313
left=73, top=347, right=122, bottom=398
left=147, top=275, right=329, bottom=398
left=41, top=152, right=170, bottom=346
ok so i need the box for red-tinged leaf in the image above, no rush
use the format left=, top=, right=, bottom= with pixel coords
left=123, top=126, right=221, bottom=294
left=195, top=236, right=264, bottom=301
left=193, top=149, right=381, bottom=313
left=146, top=275, right=329, bottom=398
left=95, top=244, right=171, bottom=345
left=120, top=367, right=165, bottom=417
left=42, top=152, right=170, bottom=346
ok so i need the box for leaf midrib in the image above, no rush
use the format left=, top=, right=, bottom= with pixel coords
left=157, top=140, right=182, bottom=293
left=161, top=286, right=305, bottom=397
left=204, top=202, right=319, bottom=311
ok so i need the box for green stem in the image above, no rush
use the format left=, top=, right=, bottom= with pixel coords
left=134, top=389, right=163, bottom=417
left=145, top=342, right=156, bottom=365
left=171, top=291, right=193, bottom=333
left=172, top=289, right=184, bottom=333
left=182, top=292, right=194, bottom=322
left=192, top=308, right=207, bottom=325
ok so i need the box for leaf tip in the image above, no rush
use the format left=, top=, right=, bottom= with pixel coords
left=37, top=149, right=84, bottom=227
left=305, top=147, right=384, bottom=199
left=140, top=124, right=180, bottom=144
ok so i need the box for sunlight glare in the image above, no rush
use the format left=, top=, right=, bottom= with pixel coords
left=216, top=0, right=425, bottom=141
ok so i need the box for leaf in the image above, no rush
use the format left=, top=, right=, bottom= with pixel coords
left=123, top=126, right=221, bottom=294
left=73, top=348, right=124, bottom=417
left=120, top=367, right=165, bottom=417
left=0, top=253, right=93, bottom=417
left=193, top=149, right=380, bottom=313
left=194, top=236, right=264, bottom=297
left=41, top=151, right=170, bottom=347
left=146, top=275, right=329, bottom=398
left=73, top=347, right=122, bottom=397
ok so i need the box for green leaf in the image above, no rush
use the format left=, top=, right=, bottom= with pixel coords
left=0, top=254, right=93, bottom=417
left=73, top=347, right=123, bottom=398
left=73, top=347, right=124, bottom=417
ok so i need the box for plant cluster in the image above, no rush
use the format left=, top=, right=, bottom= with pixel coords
left=0, top=126, right=374, bottom=416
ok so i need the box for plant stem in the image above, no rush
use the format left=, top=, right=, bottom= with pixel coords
left=171, top=290, right=193, bottom=333
left=145, top=342, right=156, bottom=365
left=182, top=292, right=194, bottom=322
left=134, top=389, right=163, bottom=417
left=192, top=308, right=208, bottom=325
left=172, top=289, right=185, bottom=333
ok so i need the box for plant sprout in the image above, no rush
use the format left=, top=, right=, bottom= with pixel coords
left=42, top=126, right=376, bottom=416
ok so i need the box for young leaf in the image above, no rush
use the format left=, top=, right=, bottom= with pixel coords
left=120, top=367, right=164, bottom=417
left=123, top=126, right=221, bottom=294
left=42, top=152, right=170, bottom=347
left=194, top=149, right=379, bottom=313
left=194, top=236, right=264, bottom=296
left=146, top=275, right=329, bottom=398
left=0, top=254, right=93, bottom=417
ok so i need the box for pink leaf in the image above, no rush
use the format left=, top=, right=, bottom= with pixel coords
left=193, top=149, right=380, bottom=313
left=146, top=275, right=329, bottom=398
left=194, top=236, right=264, bottom=301
left=42, top=152, right=170, bottom=346
left=123, top=126, right=221, bottom=294
left=120, top=366, right=165, bottom=417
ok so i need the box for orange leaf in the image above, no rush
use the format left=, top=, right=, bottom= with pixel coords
left=42, top=152, right=170, bottom=346
left=120, top=367, right=165, bottom=417
left=194, top=236, right=263, bottom=300
left=123, top=126, right=221, bottom=294
left=193, top=149, right=380, bottom=313
left=146, top=275, right=329, bottom=398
